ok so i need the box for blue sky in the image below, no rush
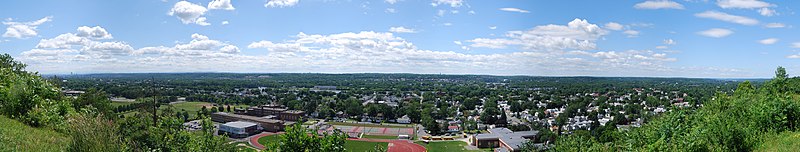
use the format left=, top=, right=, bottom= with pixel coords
left=0, top=0, right=798, bottom=78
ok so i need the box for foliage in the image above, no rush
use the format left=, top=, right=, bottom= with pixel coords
left=0, top=53, right=73, bottom=130
left=548, top=67, right=800, bottom=152
left=74, top=88, right=115, bottom=117
left=67, top=112, right=128, bottom=152
left=267, top=123, right=348, bottom=152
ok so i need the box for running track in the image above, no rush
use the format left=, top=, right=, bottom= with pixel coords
left=249, top=132, right=278, bottom=149
left=349, top=138, right=426, bottom=152
left=250, top=133, right=426, bottom=152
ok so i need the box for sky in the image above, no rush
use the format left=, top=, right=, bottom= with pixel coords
left=0, top=0, right=798, bottom=78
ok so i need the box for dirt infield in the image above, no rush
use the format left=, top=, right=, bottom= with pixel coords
left=350, top=138, right=426, bottom=152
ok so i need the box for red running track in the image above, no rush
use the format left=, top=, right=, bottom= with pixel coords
left=349, top=138, right=427, bottom=152
left=249, top=132, right=278, bottom=150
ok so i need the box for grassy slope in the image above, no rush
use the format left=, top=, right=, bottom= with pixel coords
left=414, top=141, right=490, bottom=152
left=756, top=132, right=800, bottom=151
left=0, top=116, right=71, bottom=152
left=345, top=140, right=388, bottom=152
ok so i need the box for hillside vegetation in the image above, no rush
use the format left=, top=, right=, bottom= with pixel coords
left=547, top=67, right=800, bottom=151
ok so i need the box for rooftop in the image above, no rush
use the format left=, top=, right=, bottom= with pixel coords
left=223, top=121, right=257, bottom=128
left=476, top=127, right=540, bottom=151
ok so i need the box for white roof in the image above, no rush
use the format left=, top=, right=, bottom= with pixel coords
left=223, top=121, right=257, bottom=128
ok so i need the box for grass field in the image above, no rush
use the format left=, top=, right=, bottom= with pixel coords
left=414, top=141, right=490, bottom=152
left=328, top=121, right=414, bottom=128
left=345, top=140, right=388, bottom=152
left=111, top=101, right=138, bottom=107
left=0, top=116, right=71, bottom=152
left=361, top=134, right=398, bottom=139
left=257, top=134, right=282, bottom=146
left=756, top=131, right=800, bottom=152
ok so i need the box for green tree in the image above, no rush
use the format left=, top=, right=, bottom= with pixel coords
left=268, top=123, right=347, bottom=152
left=73, top=88, right=114, bottom=117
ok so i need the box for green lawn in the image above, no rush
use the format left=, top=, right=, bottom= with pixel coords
left=0, top=116, right=71, bottom=152
left=345, top=140, right=388, bottom=152
left=256, top=134, right=282, bottom=146
left=328, top=121, right=414, bottom=128
left=414, top=141, right=489, bottom=152
left=756, top=131, right=800, bottom=152
left=111, top=101, right=138, bottom=107
left=361, top=134, right=398, bottom=139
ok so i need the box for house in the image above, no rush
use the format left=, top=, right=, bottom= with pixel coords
left=397, top=115, right=411, bottom=124
left=447, top=125, right=461, bottom=133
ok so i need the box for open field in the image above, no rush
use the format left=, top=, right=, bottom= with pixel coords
left=414, top=141, right=490, bottom=152
left=256, top=134, right=282, bottom=146
left=111, top=100, right=139, bottom=107
left=345, top=140, right=388, bottom=152
left=0, top=116, right=71, bottom=152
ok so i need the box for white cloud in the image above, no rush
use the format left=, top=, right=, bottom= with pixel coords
left=499, top=8, right=529, bottom=13
left=221, top=21, right=229, bottom=25
left=169, top=1, right=209, bottom=25
left=634, top=0, right=685, bottom=10
left=19, top=29, right=748, bottom=77
left=759, top=8, right=776, bottom=16
left=604, top=22, right=624, bottom=31
left=663, top=39, right=676, bottom=45
left=623, top=30, right=640, bottom=37
left=76, top=26, right=113, bottom=39
left=443, top=23, right=452, bottom=26
left=453, top=41, right=462, bottom=45
left=389, top=27, right=417, bottom=33
left=697, top=28, right=733, bottom=38
left=788, top=54, right=800, bottom=59
left=195, top=17, right=210, bottom=26
left=489, top=26, right=497, bottom=30
left=468, top=18, right=608, bottom=51
left=385, top=8, right=396, bottom=13
left=265, top=0, right=299, bottom=8
left=385, top=0, right=401, bottom=4
left=656, top=46, right=668, bottom=49
left=432, top=0, right=463, bottom=7
left=694, top=11, right=759, bottom=25
left=793, top=42, right=800, bottom=48
left=2, top=16, right=52, bottom=39
left=716, top=0, right=772, bottom=9
left=758, top=38, right=778, bottom=45
left=208, top=0, right=235, bottom=10
left=764, top=23, right=786, bottom=28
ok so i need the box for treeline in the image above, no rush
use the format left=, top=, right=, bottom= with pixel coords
left=540, top=67, right=800, bottom=151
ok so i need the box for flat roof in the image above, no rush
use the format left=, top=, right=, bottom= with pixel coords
left=223, top=121, right=257, bottom=128
left=213, top=112, right=283, bottom=123
left=475, top=127, right=540, bottom=150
